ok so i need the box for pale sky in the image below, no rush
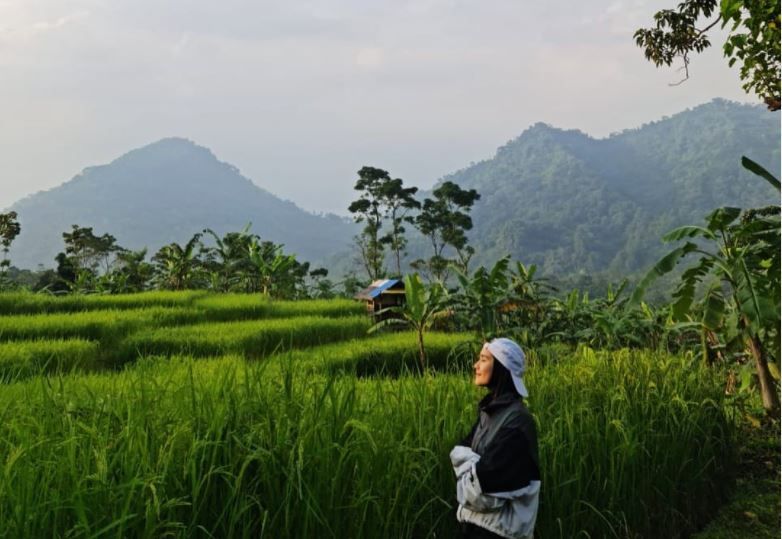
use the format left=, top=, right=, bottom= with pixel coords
left=0, top=0, right=754, bottom=215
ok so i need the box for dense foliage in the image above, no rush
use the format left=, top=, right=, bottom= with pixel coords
left=635, top=0, right=780, bottom=110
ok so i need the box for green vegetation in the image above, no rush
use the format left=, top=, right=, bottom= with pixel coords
left=0, top=211, right=21, bottom=286
left=0, top=294, right=364, bottom=382
left=0, top=339, right=99, bottom=380
left=0, top=291, right=767, bottom=537
left=0, top=335, right=737, bottom=538
left=635, top=0, right=780, bottom=110
left=429, top=100, right=779, bottom=280
left=121, top=315, right=370, bottom=359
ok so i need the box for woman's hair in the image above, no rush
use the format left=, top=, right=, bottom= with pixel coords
left=488, top=356, right=521, bottom=398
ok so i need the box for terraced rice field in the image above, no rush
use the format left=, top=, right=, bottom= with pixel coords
left=0, top=291, right=737, bottom=538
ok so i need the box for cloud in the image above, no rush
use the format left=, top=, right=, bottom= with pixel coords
left=355, top=47, right=383, bottom=69
left=1, top=10, right=90, bottom=41
left=171, top=33, right=190, bottom=57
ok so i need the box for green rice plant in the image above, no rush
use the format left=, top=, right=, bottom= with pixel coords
left=529, top=346, right=735, bottom=537
left=191, top=295, right=364, bottom=321
left=119, top=315, right=372, bottom=360
left=0, top=307, right=205, bottom=342
left=266, top=331, right=477, bottom=377
left=0, top=339, right=100, bottom=381
left=0, top=347, right=736, bottom=538
left=0, top=291, right=364, bottom=320
left=0, top=290, right=206, bottom=315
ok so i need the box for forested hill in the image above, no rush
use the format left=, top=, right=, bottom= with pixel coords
left=7, top=99, right=779, bottom=277
left=8, top=138, right=355, bottom=269
left=443, top=99, right=780, bottom=276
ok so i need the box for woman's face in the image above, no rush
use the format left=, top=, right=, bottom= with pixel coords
left=474, top=348, right=494, bottom=386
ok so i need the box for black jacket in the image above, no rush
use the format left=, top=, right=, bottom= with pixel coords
left=461, top=392, right=540, bottom=494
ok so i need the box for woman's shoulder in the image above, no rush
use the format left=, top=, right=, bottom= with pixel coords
left=500, top=401, right=537, bottom=434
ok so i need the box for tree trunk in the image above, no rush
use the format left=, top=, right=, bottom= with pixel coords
left=746, top=332, right=779, bottom=414
left=417, top=328, right=426, bottom=372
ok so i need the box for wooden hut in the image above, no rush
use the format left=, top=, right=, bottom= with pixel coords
left=354, top=279, right=406, bottom=321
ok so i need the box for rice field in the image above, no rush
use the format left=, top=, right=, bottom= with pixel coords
left=0, top=291, right=737, bottom=538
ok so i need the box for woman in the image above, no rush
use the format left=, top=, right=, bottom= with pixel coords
left=450, top=338, right=541, bottom=539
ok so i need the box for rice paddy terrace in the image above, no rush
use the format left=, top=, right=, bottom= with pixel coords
left=0, top=291, right=738, bottom=538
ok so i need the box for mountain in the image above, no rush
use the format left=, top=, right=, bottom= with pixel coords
left=7, top=100, right=779, bottom=279
left=8, top=138, right=355, bottom=269
left=435, top=99, right=780, bottom=277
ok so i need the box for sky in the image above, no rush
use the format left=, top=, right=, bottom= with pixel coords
left=0, top=0, right=755, bottom=216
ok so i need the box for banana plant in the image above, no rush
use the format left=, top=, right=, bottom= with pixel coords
left=151, top=233, right=204, bottom=290
left=202, top=224, right=252, bottom=291
left=450, top=256, right=514, bottom=340
left=248, top=238, right=298, bottom=298
left=368, top=273, right=449, bottom=371
left=632, top=157, right=780, bottom=412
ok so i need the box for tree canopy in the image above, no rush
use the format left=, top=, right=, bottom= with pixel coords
left=635, top=0, right=780, bottom=110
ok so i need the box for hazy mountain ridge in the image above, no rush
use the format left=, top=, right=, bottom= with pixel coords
left=9, top=138, right=355, bottom=269
left=439, top=99, right=780, bottom=276
left=7, top=100, right=779, bottom=279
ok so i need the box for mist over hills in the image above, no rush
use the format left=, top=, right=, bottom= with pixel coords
left=438, top=99, right=780, bottom=276
left=9, top=138, right=355, bottom=270
left=7, top=99, right=780, bottom=280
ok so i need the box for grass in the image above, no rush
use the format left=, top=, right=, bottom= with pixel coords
left=265, top=331, right=477, bottom=376
left=0, top=339, right=100, bottom=380
left=0, top=291, right=363, bottom=319
left=0, top=345, right=737, bottom=538
left=0, top=290, right=205, bottom=314
left=692, top=420, right=780, bottom=539
left=0, top=292, right=758, bottom=537
left=119, top=315, right=372, bottom=360
left=0, top=308, right=204, bottom=342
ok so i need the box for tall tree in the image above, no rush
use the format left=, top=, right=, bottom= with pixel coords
left=380, top=178, right=420, bottom=277
left=413, top=181, right=480, bottom=282
left=635, top=0, right=780, bottom=109
left=61, top=225, right=124, bottom=276
left=112, top=248, right=154, bottom=293
left=348, top=166, right=390, bottom=281
left=0, top=211, right=21, bottom=283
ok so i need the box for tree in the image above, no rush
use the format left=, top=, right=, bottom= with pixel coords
left=61, top=225, right=124, bottom=276
left=348, top=166, right=390, bottom=281
left=0, top=211, right=21, bottom=284
left=368, top=273, right=449, bottom=370
left=111, top=248, right=154, bottom=293
left=413, top=181, right=480, bottom=282
left=379, top=178, right=420, bottom=277
left=635, top=0, right=781, bottom=109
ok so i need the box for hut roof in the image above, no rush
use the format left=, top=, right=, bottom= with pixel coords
left=354, top=279, right=404, bottom=300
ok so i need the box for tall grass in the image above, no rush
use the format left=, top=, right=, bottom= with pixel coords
left=266, top=331, right=477, bottom=377
left=0, top=339, right=100, bottom=381
left=119, top=316, right=372, bottom=360
left=191, top=295, right=364, bottom=320
left=0, top=347, right=735, bottom=538
left=0, top=290, right=205, bottom=315
left=0, top=308, right=204, bottom=342
left=0, top=291, right=363, bottom=319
